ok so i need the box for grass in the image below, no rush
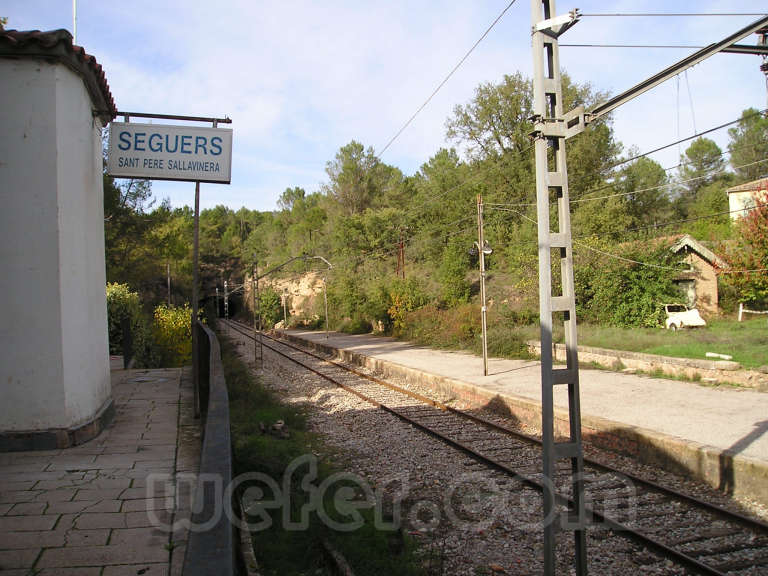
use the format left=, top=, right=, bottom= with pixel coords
left=397, top=306, right=768, bottom=370
left=577, top=317, right=768, bottom=369
left=220, top=335, right=426, bottom=576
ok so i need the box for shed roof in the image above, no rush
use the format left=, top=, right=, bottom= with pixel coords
left=669, top=234, right=727, bottom=269
left=0, top=29, right=116, bottom=123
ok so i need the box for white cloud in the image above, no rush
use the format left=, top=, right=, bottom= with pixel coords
left=5, top=0, right=767, bottom=210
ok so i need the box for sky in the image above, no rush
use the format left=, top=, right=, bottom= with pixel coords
left=4, top=1, right=767, bottom=212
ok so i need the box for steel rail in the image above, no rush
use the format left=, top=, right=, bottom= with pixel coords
left=242, top=322, right=768, bottom=532
left=223, top=320, right=767, bottom=575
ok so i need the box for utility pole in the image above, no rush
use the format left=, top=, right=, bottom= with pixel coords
left=252, top=260, right=260, bottom=368
left=167, top=261, right=172, bottom=306
left=531, top=11, right=768, bottom=574
left=323, top=276, right=329, bottom=339
left=304, top=255, right=333, bottom=338
left=191, top=180, right=201, bottom=419
left=282, top=291, right=288, bottom=326
left=255, top=268, right=263, bottom=367
left=476, top=194, right=491, bottom=376
left=224, top=280, right=229, bottom=322
left=760, top=28, right=768, bottom=108
left=395, top=230, right=406, bottom=279
left=215, top=287, right=219, bottom=318
left=531, top=3, right=586, bottom=574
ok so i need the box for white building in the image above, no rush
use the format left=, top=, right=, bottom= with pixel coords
left=726, top=177, right=768, bottom=221
left=0, top=29, right=117, bottom=449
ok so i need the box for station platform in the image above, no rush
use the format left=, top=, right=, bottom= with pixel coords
left=0, top=364, right=200, bottom=575
left=281, top=329, right=768, bottom=506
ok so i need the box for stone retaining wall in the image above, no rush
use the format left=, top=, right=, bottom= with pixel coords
left=528, top=342, right=768, bottom=390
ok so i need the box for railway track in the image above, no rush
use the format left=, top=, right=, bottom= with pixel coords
left=222, top=319, right=768, bottom=575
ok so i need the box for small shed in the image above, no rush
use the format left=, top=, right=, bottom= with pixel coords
left=726, top=177, right=768, bottom=220
left=669, top=235, right=726, bottom=316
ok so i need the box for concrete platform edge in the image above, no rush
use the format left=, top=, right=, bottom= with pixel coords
left=279, top=330, right=768, bottom=507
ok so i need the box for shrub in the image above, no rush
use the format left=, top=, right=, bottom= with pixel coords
left=575, top=243, right=680, bottom=328
left=106, top=282, right=153, bottom=365
left=438, top=242, right=471, bottom=306
left=337, top=317, right=372, bottom=334
left=152, top=304, right=193, bottom=367
left=257, top=286, right=282, bottom=329
left=386, top=278, right=429, bottom=335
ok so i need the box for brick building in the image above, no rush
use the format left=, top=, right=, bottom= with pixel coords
left=669, top=235, right=726, bottom=316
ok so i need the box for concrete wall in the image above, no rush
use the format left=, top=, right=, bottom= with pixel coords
left=0, top=59, right=111, bottom=432
left=728, top=190, right=762, bottom=220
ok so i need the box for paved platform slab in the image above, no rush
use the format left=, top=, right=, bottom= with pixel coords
left=0, top=366, right=200, bottom=575
left=284, top=329, right=768, bottom=503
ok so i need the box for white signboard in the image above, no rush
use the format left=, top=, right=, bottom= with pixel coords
left=107, top=122, right=232, bottom=183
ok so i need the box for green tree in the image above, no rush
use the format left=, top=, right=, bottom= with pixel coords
left=438, top=241, right=471, bottom=306
left=616, top=155, right=671, bottom=229
left=684, top=176, right=734, bottom=240
left=445, top=71, right=618, bottom=203
left=728, top=108, right=768, bottom=183
left=103, top=175, right=158, bottom=290
left=445, top=72, right=533, bottom=160
left=722, top=193, right=768, bottom=306
left=675, top=137, right=725, bottom=214
left=324, top=141, right=383, bottom=216
left=277, top=187, right=306, bottom=212
left=576, top=244, right=681, bottom=327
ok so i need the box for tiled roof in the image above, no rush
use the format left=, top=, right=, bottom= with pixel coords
left=0, top=29, right=116, bottom=123
left=669, top=234, right=727, bottom=269
left=726, top=177, right=768, bottom=194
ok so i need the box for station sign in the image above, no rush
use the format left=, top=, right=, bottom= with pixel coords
left=107, top=122, right=233, bottom=183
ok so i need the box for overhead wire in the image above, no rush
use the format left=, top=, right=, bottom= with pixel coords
left=579, top=13, right=767, bottom=18
left=604, top=109, right=768, bottom=173
left=485, top=204, right=686, bottom=272
left=570, top=157, right=768, bottom=205
left=572, top=241, right=688, bottom=271
left=562, top=44, right=714, bottom=49
left=376, top=0, right=519, bottom=158
left=485, top=197, right=768, bottom=272
left=595, top=202, right=768, bottom=238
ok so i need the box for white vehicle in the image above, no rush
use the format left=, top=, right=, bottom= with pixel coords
left=664, top=304, right=707, bottom=331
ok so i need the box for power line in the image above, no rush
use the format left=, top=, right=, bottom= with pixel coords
left=592, top=202, right=768, bottom=238
left=483, top=143, right=768, bottom=210
left=580, top=13, right=767, bottom=18
left=571, top=157, right=768, bottom=205
left=401, top=141, right=535, bottom=219
left=719, top=268, right=768, bottom=274
left=375, top=0, right=518, bottom=158
left=572, top=240, right=687, bottom=271
left=570, top=136, right=768, bottom=203
left=562, top=44, right=710, bottom=49
left=488, top=201, right=768, bottom=272
left=603, top=108, right=768, bottom=174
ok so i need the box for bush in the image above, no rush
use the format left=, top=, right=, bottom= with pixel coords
left=386, top=278, right=430, bottom=335
left=152, top=304, right=193, bottom=367
left=575, top=243, right=680, bottom=328
left=438, top=242, right=471, bottom=306
left=106, top=283, right=153, bottom=365
left=257, top=286, right=282, bottom=329
left=337, top=317, right=372, bottom=334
